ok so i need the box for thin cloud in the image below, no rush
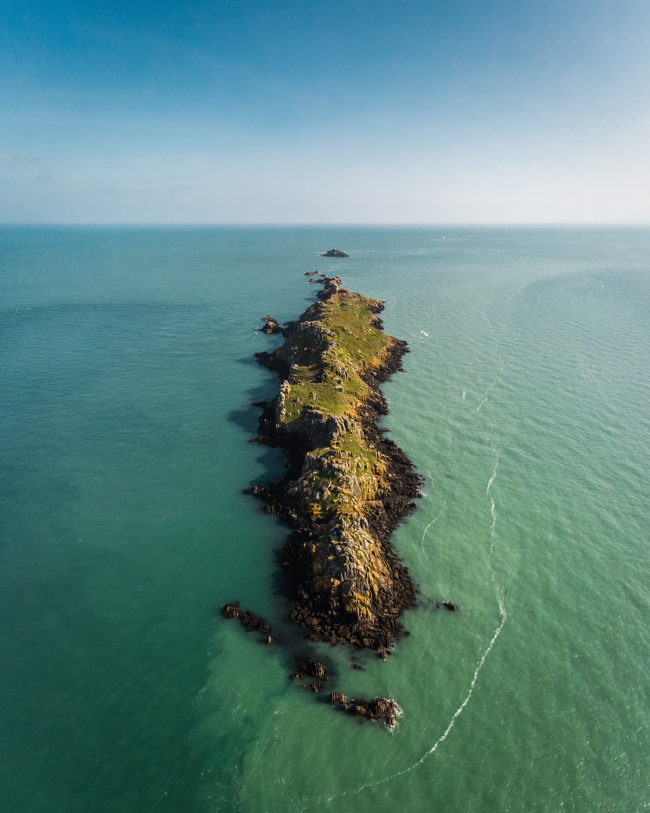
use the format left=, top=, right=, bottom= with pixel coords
left=0, top=153, right=39, bottom=164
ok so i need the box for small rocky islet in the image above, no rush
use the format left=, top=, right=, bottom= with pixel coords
left=223, top=265, right=451, bottom=727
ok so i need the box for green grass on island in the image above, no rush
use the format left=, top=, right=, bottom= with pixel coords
left=282, top=289, right=392, bottom=426
left=276, top=285, right=397, bottom=559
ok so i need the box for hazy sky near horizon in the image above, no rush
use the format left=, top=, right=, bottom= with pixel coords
left=2, top=0, right=649, bottom=223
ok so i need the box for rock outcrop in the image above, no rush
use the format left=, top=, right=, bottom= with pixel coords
left=221, top=602, right=274, bottom=644
left=329, top=691, right=399, bottom=728
left=261, top=315, right=282, bottom=334
left=320, top=248, right=349, bottom=258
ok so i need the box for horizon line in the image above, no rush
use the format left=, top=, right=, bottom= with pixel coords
left=2, top=221, right=650, bottom=228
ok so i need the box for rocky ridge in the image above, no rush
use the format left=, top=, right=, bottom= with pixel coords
left=253, top=274, right=422, bottom=651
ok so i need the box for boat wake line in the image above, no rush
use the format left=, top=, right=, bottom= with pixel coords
left=487, top=447, right=499, bottom=544
left=296, top=449, right=507, bottom=810
left=474, top=379, right=497, bottom=413
left=419, top=472, right=447, bottom=554
left=420, top=504, right=447, bottom=552
left=486, top=448, right=499, bottom=495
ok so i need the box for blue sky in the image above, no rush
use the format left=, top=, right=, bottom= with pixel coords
left=1, top=0, right=649, bottom=222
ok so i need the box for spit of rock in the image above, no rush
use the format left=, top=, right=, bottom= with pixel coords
left=254, top=274, right=422, bottom=651
left=221, top=602, right=274, bottom=642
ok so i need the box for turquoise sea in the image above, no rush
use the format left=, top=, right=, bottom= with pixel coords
left=1, top=226, right=648, bottom=812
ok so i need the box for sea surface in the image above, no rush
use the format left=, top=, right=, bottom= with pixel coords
left=1, top=225, right=648, bottom=812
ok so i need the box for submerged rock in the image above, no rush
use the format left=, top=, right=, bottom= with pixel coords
left=433, top=600, right=459, bottom=612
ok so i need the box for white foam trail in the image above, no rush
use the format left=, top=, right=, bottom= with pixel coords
left=462, top=390, right=466, bottom=400
left=420, top=502, right=446, bottom=552
left=298, top=592, right=508, bottom=809
left=486, top=448, right=498, bottom=539
left=489, top=498, right=496, bottom=538
left=474, top=380, right=496, bottom=413
left=486, top=450, right=499, bottom=494
left=420, top=330, right=429, bottom=337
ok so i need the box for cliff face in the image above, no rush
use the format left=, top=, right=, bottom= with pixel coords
left=255, top=276, right=421, bottom=650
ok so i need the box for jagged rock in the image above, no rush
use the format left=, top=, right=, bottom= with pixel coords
left=332, top=696, right=399, bottom=727
left=305, top=270, right=320, bottom=276
left=222, top=602, right=241, bottom=619
left=261, top=315, right=282, bottom=334
left=317, top=275, right=344, bottom=301
left=240, top=610, right=271, bottom=634
left=222, top=603, right=273, bottom=641
left=292, top=654, right=330, bottom=695
left=292, top=654, right=327, bottom=680
left=321, top=249, right=349, bottom=258
left=366, top=697, right=398, bottom=726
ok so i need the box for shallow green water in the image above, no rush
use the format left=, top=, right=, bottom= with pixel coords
left=1, top=226, right=648, bottom=811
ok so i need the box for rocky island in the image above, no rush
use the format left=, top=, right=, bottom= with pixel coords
left=320, top=248, right=349, bottom=257
left=254, top=273, right=422, bottom=652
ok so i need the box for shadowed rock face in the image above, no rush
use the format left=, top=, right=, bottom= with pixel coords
left=253, top=275, right=422, bottom=651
